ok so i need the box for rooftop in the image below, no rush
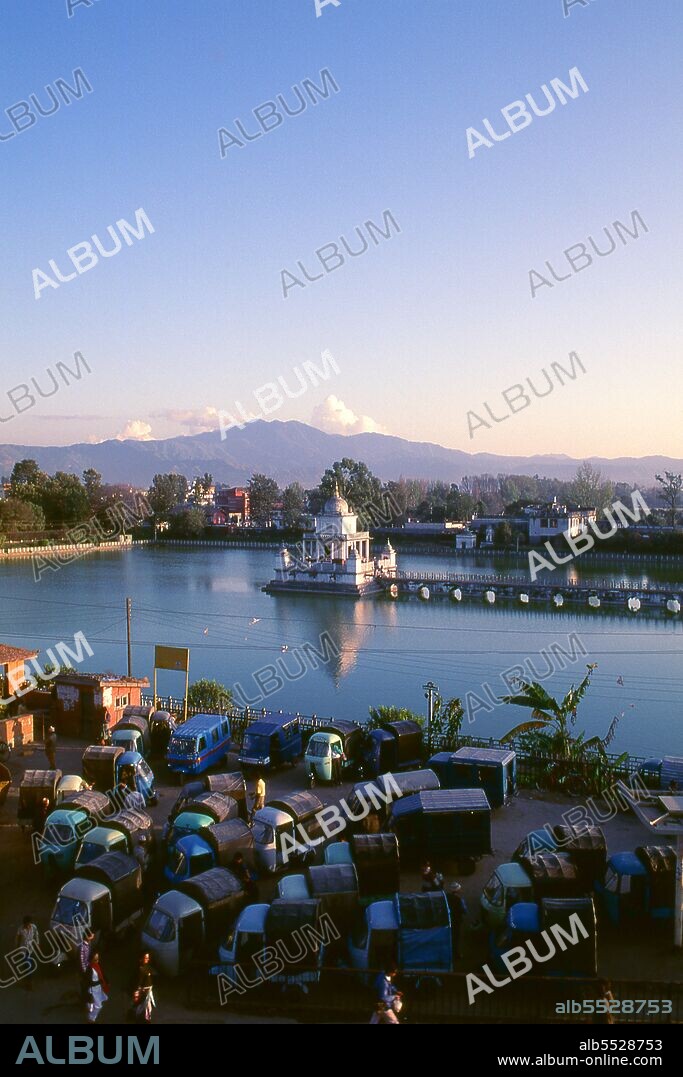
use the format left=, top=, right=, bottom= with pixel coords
left=55, top=672, right=149, bottom=687
left=0, top=644, right=39, bottom=664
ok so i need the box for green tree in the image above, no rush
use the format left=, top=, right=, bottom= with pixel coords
left=501, top=665, right=612, bottom=761
left=187, top=678, right=233, bottom=713
left=494, top=521, right=514, bottom=547
left=10, top=459, right=48, bottom=506
left=170, top=508, right=207, bottom=538
left=248, top=473, right=280, bottom=527
left=655, top=471, right=682, bottom=528
left=148, top=473, right=189, bottom=521
left=82, top=468, right=103, bottom=510
left=569, top=462, right=614, bottom=512
left=319, top=459, right=383, bottom=519
left=0, top=498, right=46, bottom=532
left=41, top=473, right=90, bottom=527
left=281, top=482, right=307, bottom=527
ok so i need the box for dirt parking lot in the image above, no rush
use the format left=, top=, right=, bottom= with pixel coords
left=0, top=736, right=680, bottom=1024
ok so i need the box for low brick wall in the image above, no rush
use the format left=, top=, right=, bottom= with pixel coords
left=0, top=713, right=34, bottom=750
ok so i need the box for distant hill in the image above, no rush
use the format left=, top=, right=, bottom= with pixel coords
left=0, top=421, right=679, bottom=487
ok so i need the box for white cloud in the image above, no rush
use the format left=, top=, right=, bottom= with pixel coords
left=310, top=395, right=384, bottom=435
left=116, top=420, right=154, bottom=441
left=153, top=406, right=221, bottom=433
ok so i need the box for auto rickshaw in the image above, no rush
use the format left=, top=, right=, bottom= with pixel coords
left=265, top=899, right=327, bottom=988
left=17, top=769, right=62, bottom=830
left=350, top=833, right=401, bottom=903
left=360, top=719, right=423, bottom=778
left=83, top=745, right=157, bottom=804
left=110, top=715, right=151, bottom=758
left=512, top=828, right=558, bottom=863
left=552, top=825, right=607, bottom=890
left=324, top=842, right=353, bottom=866
left=480, top=862, right=535, bottom=931
left=252, top=791, right=325, bottom=874
left=56, top=774, right=90, bottom=803
left=149, top=710, right=177, bottom=758
left=166, top=793, right=239, bottom=850
left=307, top=863, right=360, bottom=953
left=305, top=721, right=364, bottom=786
left=39, top=789, right=111, bottom=874
left=215, top=903, right=270, bottom=981
left=75, top=807, right=154, bottom=871
left=519, top=852, right=587, bottom=901
left=142, top=868, right=246, bottom=976
left=166, top=772, right=248, bottom=828
left=164, top=818, right=253, bottom=884
left=346, top=769, right=440, bottom=835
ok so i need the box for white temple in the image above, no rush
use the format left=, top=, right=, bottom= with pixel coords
left=266, top=486, right=397, bottom=596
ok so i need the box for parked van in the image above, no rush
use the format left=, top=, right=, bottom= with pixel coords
left=166, top=713, right=232, bottom=776
left=239, top=714, right=302, bottom=771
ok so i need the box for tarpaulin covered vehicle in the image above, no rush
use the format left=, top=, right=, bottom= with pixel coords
left=389, top=789, right=492, bottom=864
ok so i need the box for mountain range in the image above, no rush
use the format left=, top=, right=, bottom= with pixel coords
left=0, top=421, right=679, bottom=488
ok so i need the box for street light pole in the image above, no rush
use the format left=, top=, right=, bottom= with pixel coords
left=423, top=680, right=439, bottom=755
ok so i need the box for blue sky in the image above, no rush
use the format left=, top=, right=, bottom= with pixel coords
left=2, top=0, right=681, bottom=457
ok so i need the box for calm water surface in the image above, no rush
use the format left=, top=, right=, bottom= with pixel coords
left=0, top=547, right=681, bottom=759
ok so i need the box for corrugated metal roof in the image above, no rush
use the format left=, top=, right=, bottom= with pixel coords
left=391, top=788, right=490, bottom=817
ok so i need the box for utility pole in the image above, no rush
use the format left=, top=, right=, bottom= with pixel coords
left=126, top=597, right=132, bottom=677
left=423, top=680, right=439, bottom=754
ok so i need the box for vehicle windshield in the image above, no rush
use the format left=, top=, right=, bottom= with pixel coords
left=251, top=821, right=274, bottom=845
left=307, top=740, right=329, bottom=758
left=139, top=761, right=153, bottom=781
left=169, top=738, right=196, bottom=758
left=45, top=823, right=74, bottom=845
left=76, top=841, right=104, bottom=865
left=144, top=909, right=175, bottom=942
left=53, top=896, right=87, bottom=926
left=243, top=733, right=269, bottom=752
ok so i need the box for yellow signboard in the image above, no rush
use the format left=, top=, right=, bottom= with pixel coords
left=153, top=645, right=190, bottom=721
left=154, top=645, right=190, bottom=672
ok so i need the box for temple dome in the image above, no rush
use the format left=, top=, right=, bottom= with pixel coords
left=323, top=491, right=349, bottom=515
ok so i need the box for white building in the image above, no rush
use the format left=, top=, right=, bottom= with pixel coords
left=526, top=499, right=596, bottom=541
left=266, top=486, right=396, bottom=596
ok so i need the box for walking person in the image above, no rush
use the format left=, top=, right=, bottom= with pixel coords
left=446, top=882, right=468, bottom=960
left=132, top=952, right=155, bottom=1024
left=15, top=916, right=38, bottom=991
left=77, top=931, right=95, bottom=1002
left=375, top=967, right=403, bottom=1021
left=45, top=726, right=57, bottom=769
left=370, top=1001, right=399, bottom=1024
left=250, top=772, right=266, bottom=822
left=84, top=952, right=109, bottom=1024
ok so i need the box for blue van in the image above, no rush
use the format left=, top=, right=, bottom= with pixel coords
left=166, top=714, right=232, bottom=776
left=238, top=714, right=302, bottom=771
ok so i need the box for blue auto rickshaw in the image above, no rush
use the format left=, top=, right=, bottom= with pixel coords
left=239, top=714, right=302, bottom=771
left=164, top=818, right=253, bottom=884
left=361, top=720, right=423, bottom=779
left=594, top=852, right=649, bottom=925
left=40, top=789, right=112, bottom=874
left=117, top=751, right=157, bottom=806
left=165, top=793, right=239, bottom=852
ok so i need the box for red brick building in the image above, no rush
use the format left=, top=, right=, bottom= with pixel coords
left=53, top=673, right=149, bottom=739
left=0, top=643, right=39, bottom=700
